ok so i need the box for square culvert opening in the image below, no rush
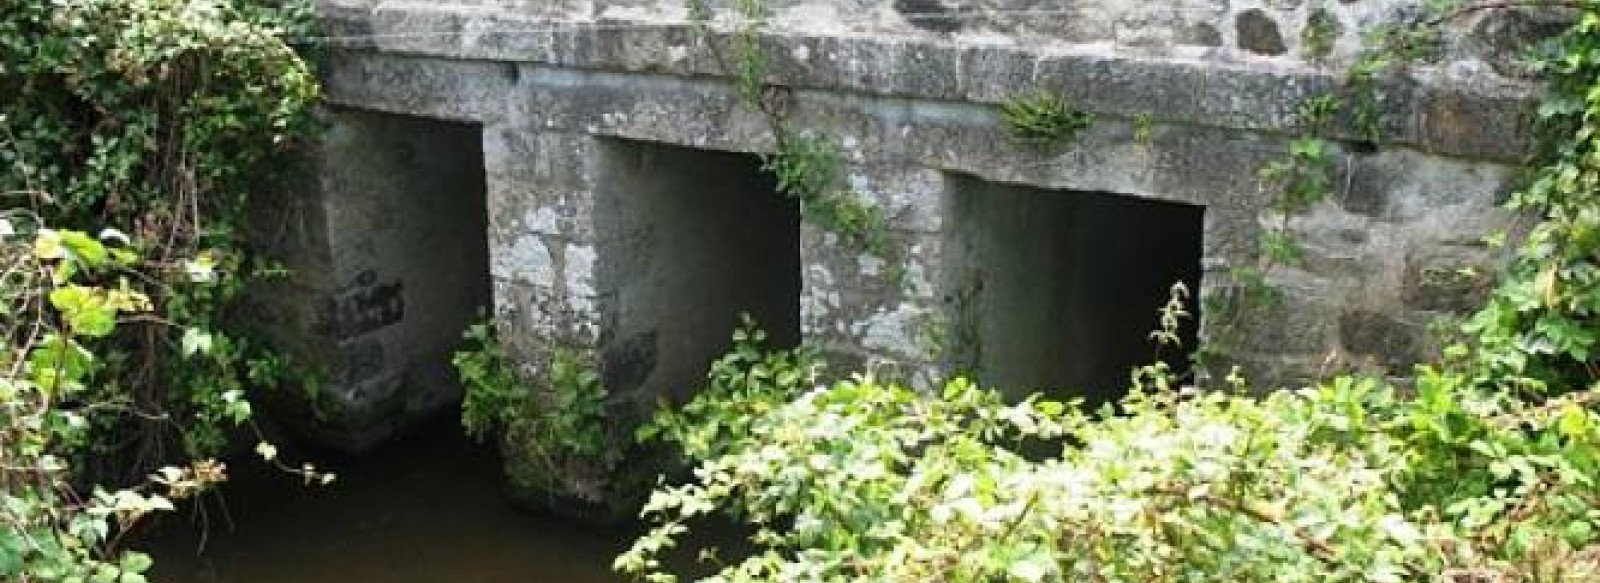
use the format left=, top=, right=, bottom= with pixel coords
left=375, top=116, right=491, bottom=413
left=595, top=139, right=802, bottom=409
left=300, top=108, right=491, bottom=447
left=943, top=174, right=1203, bottom=405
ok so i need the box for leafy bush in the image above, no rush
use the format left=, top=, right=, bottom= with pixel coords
left=2, top=0, right=320, bottom=578
left=1, top=0, right=319, bottom=475
left=635, top=320, right=823, bottom=461
left=1462, top=6, right=1600, bottom=398
left=453, top=320, right=610, bottom=498
left=0, top=224, right=228, bottom=582
left=618, top=351, right=1600, bottom=582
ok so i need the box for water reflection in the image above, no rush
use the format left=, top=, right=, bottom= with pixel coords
left=138, top=416, right=628, bottom=583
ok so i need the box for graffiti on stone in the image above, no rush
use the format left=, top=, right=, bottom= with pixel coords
left=314, top=270, right=405, bottom=339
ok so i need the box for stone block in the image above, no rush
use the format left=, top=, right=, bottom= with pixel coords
left=1035, top=53, right=1210, bottom=123
left=1236, top=9, right=1287, bottom=56
left=1401, top=245, right=1500, bottom=314
left=1338, top=309, right=1426, bottom=370
left=955, top=44, right=1037, bottom=104
left=1416, top=81, right=1535, bottom=162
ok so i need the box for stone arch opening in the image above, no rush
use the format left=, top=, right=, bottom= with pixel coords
left=593, top=138, right=803, bottom=410
left=942, top=173, right=1204, bottom=405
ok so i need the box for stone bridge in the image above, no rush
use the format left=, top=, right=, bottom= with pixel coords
left=268, top=0, right=1539, bottom=459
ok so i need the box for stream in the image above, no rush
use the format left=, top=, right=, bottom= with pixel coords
left=136, top=416, right=633, bottom=583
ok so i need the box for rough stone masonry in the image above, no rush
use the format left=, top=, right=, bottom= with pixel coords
left=266, top=0, right=1549, bottom=507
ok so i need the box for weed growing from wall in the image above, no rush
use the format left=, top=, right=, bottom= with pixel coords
left=999, top=89, right=1094, bottom=148
left=686, top=0, right=890, bottom=254
left=1201, top=96, right=1340, bottom=373
left=764, top=133, right=890, bottom=253
left=1132, top=113, right=1155, bottom=146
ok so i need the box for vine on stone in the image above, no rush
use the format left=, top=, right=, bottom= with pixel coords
left=687, top=0, right=891, bottom=254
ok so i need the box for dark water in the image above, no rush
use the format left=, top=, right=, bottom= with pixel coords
left=136, top=418, right=632, bottom=583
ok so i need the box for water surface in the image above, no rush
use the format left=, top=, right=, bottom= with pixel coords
left=139, top=417, right=630, bottom=583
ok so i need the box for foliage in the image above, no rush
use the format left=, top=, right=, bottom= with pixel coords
left=687, top=0, right=891, bottom=254
left=0, top=0, right=319, bottom=477
left=1460, top=3, right=1600, bottom=397
left=619, top=346, right=1600, bottom=583
left=1132, top=113, right=1154, bottom=146
left=456, top=320, right=525, bottom=442
left=635, top=319, right=823, bottom=460
left=1, top=0, right=320, bottom=578
left=762, top=134, right=889, bottom=253
left=453, top=319, right=610, bottom=495
left=2, top=225, right=165, bottom=582
left=999, top=89, right=1094, bottom=148
left=0, top=223, right=295, bottom=581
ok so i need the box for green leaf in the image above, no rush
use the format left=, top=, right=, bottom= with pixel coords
left=118, top=552, right=153, bottom=574
left=49, top=286, right=117, bottom=338
left=180, top=328, right=214, bottom=357
left=29, top=334, right=96, bottom=392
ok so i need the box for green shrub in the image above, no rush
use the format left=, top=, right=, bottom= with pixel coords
left=0, top=225, right=248, bottom=582
left=453, top=319, right=610, bottom=496
left=2, top=0, right=320, bottom=578
left=635, top=317, right=823, bottom=460
left=1, top=0, right=319, bottom=472
left=619, top=351, right=1600, bottom=582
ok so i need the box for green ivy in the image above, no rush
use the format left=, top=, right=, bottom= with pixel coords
left=2, top=0, right=322, bottom=578
left=1461, top=3, right=1600, bottom=397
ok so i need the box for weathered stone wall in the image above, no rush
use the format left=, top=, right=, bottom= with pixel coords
left=281, top=0, right=1544, bottom=494
left=321, top=0, right=1562, bottom=72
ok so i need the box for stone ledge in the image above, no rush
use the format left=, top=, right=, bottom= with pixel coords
left=313, top=4, right=1538, bottom=162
